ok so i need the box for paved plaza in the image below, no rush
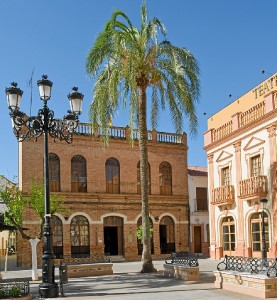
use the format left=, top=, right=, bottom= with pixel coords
left=1, top=256, right=272, bottom=299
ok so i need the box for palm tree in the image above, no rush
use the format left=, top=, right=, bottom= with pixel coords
left=86, top=1, right=200, bottom=273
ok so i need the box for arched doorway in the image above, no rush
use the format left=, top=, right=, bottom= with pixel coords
left=137, top=217, right=154, bottom=255
left=159, top=216, right=175, bottom=254
left=52, top=215, right=63, bottom=258
left=104, top=216, right=124, bottom=255
left=222, top=216, right=235, bottom=256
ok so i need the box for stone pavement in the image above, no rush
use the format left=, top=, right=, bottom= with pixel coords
left=0, top=257, right=272, bottom=299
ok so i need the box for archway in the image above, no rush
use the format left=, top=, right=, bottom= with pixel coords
left=159, top=216, right=175, bottom=254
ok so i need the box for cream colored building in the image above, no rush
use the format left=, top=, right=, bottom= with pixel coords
left=204, top=73, right=277, bottom=259
left=188, top=166, right=209, bottom=255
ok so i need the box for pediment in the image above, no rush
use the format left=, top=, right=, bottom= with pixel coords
left=216, top=150, right=233, bottom=162
left=243, top=137, right=265, bottom=151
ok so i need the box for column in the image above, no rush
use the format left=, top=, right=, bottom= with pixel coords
left=208, top=154, right=218, bottom=258
left=233, top=141, right=245, bottom=256
left=267, top=125, right=277, bottom=257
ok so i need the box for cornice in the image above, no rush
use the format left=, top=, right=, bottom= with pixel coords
left=204, top=109, right=277, bottom=152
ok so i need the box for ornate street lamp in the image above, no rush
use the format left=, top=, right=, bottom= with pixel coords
left=5, top=75, right=83, bottom=298
left=260, top=198, right=268, bottom=262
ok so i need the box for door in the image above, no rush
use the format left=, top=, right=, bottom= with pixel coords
left=194, top=226, right=202, bottom=253
left=104, top=227, right=118, bottom=255
left=222, top=217, right=235, bottom=256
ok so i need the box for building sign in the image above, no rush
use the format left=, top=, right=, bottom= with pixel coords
left=252, top=74, right=277, bottom=99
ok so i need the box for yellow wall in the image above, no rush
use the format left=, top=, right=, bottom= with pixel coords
left=208, top=72, right=277, bottom=129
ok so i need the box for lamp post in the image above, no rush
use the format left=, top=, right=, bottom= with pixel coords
left=260, top=198, right=268, bottom=262
left=5, top=75, right=83, bottom=298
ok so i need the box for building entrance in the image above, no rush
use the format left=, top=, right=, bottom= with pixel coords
left=103, top=216, right=124, bottom=256
left=104, top=227, right=118, bottom=255
left=194, top=226, right=202, bottom=253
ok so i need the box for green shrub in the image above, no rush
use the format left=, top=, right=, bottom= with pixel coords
left=9, top=285, right=21, bottom=297
left=0, top=286, right=5, bottom=298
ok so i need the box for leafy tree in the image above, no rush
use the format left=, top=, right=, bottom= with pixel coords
left=86, top=1, right=200, bottom=272
left=0, top=180, right=65, bottom=240
left=136, top=225, right=153, bottom=242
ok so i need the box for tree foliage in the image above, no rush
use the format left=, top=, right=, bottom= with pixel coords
left=86, top=1, right=200, bottom=272
left=0, top=179, right=66, bottom=240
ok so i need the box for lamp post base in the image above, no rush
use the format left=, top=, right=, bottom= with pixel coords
left=39, top=283, right=59, bottom=298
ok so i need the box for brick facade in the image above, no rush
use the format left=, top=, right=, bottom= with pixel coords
left=17, top=125, right=189, bottom=266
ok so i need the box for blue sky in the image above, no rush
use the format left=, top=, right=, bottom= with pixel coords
left=0, top=0, right=276, bottom=181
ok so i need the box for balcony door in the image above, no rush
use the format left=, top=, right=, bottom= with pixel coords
left=222, top=217, right=235, bottom=256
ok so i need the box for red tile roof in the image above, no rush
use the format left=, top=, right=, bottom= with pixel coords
left=188, top=166, right=208, bottom=176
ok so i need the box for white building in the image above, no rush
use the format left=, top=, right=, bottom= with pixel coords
left=204, top=73, right=277, bottom=259
left=188, top=166, right=209, bottom=254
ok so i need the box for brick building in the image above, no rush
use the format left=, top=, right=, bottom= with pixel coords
left=17, top=124, right=190, bottom=266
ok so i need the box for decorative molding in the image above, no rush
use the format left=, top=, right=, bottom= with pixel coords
left=204, top=109, right=277, bottom=151
left=216, top=150, right=233, bottom=162
left=233, top=141, right=241, bottom=153
left=267, top=124, right=277, bottom=138
left=207, top=154, right=214, bottom=164
left=243, top=136, right=265, bottom=151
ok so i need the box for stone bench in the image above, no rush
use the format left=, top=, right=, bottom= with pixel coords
left=60, top=254, right=113, bottom=278
left=215, top=255, right=277, bottom=299
left=163, top=252, right=200, bottom=281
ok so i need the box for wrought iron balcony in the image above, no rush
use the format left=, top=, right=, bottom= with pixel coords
left=239, top=175, right=267, bottom=199
left=211, top=185, right=235, bottom=206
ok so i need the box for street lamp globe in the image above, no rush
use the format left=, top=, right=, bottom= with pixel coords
left=68, top=86, right=83, bottom=115
left=37, top=75, right=53, bottom=101
left=5, top=82, right=23, bottom=111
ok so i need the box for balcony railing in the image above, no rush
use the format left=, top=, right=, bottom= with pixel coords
left=205, top=99, right=272, bottom=146
left=239, top=176, right=267, bottom=199
left=212, top=121, right=233, bottom=142
left=75, top=123, right=184, bottom=145
left=211, top=185, right=235, bottom=206
left=239, top=101, right=265, bottom=127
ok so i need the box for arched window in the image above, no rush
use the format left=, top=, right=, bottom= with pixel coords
left=49, top=153, right=60, bottom=192
left=159, top=162, right=172, bottom=195
left=52, top=215, right=63, bottom=258
left=251, top=212, right=269, bottom=255
left=71, top=155, right=87, bottom=192
left=70, top=215, right=90, bottom=257
left=106, top=158, right=120, bottom=193
left=137, top=161, right=151, bottom=194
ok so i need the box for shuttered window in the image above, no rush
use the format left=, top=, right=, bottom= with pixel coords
left=196, top=187, right=208, bottom=211
left=49, top=153, right=60, bottom=192
left=71, top=155, right=87, bottom=193
left=106, top=158, right=120, bottom=193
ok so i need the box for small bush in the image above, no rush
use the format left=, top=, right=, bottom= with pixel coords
left=0, top=287, right=5, bottom=298
left=9, top=285, right=21, bottom=297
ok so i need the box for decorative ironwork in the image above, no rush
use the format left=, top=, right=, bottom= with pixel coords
left=9, top=107, right=79, bottom=143
left=60, top=253, right=112, bottom=265
left=6, top=77, right=83, bottom=299
left=0, top=281, right=30, bottom=298
left=217, top=255, right=277, bottom=277
left=165, top=252, right=199, bottom=267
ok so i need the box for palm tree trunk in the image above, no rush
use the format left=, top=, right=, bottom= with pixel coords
left=138, top=84, right=156, bottom=273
